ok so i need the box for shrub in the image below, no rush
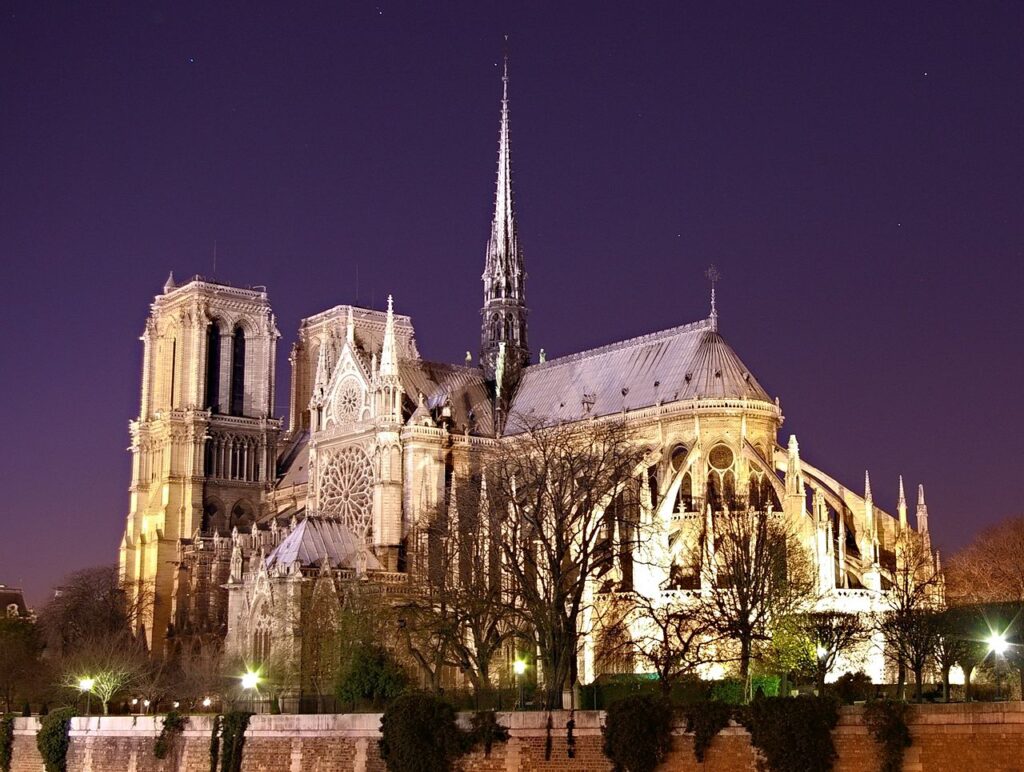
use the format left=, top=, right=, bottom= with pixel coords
left=208, top=714, right=221, bottom=772
left=829, top=671, right=873, bottom=704
left=863, top=699, right=911, bottom=772
left=36, top=707, right=74, bottom=772
left=711, top=676, right=779, bottom=704
left=0, top=714, right=13, bottom=772
left=740, top=696, right=839, bottom=772
left=336, top=644, right=410, bottom=708
left=683, top=701, right=733, bottom=762
left=468, top=711, right=508, bottom=757
left=378, top=692, right=469, bottom=772
left=602, top=695, right=674, bottom=772
left=153, top=711, right=187, bottom=760
left=218, top=711, right=251, bottom=772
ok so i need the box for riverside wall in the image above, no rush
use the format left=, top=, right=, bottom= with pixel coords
left=9, top=702, right=1024, bottom=771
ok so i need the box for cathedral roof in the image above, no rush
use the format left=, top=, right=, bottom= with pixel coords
left=264, top=517, right=382, bottom=571
left=507, top=319, right=771, bottom=424
left=400, top=360, right=495, bottom=435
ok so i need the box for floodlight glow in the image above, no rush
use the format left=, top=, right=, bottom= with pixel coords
left=988, top=633, right=1008, bottom=656
left=513, top=659, right=527, bottom=675
left=202, top=697, right=212, bottom=708
left=78, top=677, right=95, bottom=692
left=241, top=671, right=260, bottom=690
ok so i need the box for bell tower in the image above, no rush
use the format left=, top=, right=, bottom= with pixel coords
left=119, top=275, right=281, bottom=654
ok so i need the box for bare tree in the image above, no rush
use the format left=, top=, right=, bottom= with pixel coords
left=946, top=516, right=1024, bottom=605
left=881, top=532, right=943, bottom=701
left=60, top=633, right=149, bottom=714
left=607, top=591, right=721, bottom=695
left=795, top=611, right=871, bottom=695
left=486, top=417, right=650, bottom=709
left=173, top=639, right=227, bottom=710
left=693, top=509, right=815, bottom=690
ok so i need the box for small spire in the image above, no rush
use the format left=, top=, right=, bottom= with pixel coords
left=465, top=351, right=473, bottom=366
left=163, top=271, right=176, bottom=293
left=705, top=265, right=720, bottom=331
left=897, top=475, right=908, bottom=530
left=916, top=483, right=929, bottom=533
left=786, top=435, right=803, bottom=496
left=346, top=306, right=355, bottom=347
left=380, top=295, right=398, bottom=377
left=539, top=348, right=546, bottom=363
left=864, top=470, right=872, bottom=501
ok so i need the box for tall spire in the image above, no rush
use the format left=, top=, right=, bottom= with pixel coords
left=480, top=47, right=529, bottom=389
left=380, top=295, right=398, bottom=377
left=916, top=483, right=930, bottom=549
left=897, top=475, right=908, bottom=530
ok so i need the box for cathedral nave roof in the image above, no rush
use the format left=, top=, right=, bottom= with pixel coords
left=264, top=517, right=382, bottom=572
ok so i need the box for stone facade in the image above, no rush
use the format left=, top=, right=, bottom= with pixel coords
left=11, top=704, right=1024, bottom=772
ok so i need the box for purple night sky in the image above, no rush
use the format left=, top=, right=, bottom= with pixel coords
left=1, top=3, right=1022, bottom=607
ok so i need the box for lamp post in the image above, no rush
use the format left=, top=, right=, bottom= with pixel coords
left=241, top=670, right=260, bottom=712
left=513, top=659, right=527, bottom=711
left=78, top=678, right=95, bottom=717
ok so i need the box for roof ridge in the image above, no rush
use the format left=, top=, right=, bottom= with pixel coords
left=526, top=317, right=714, bottom=372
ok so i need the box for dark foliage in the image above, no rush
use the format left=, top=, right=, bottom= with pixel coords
left=740, top=696, right=839, bottom=772
left=863, top=700, right=912, bottom=772
left=153, top=710, right=187, bottom=760
left=829, top=671, right=874, bottom=704
left=602, top=695, right=674, bottom=772
left=0, top=714, right=13, bottom=772
left=336, top=644, right=409, bottom=709
left=468, top=711, right=509, bottom=757
left=218, top=711, right=251, bottom=772
left=378, top=692, right=469, bottom=772
left=35, top=707, right=74, bottom=772
left=208, top=714, right=221, bottom=772
left=683, top=701, right=733, bottom=762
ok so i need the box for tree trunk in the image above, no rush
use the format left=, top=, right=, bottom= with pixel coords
left=739, top=637, right=752, bottom=682
left=964, top=664, right=974, bottom=701
left=817, top=664, right=827, bottom=696
left=941, top=665, right=952, bottom=702
left=913, top=667, right=924, bottom=703
left=896, top=661, right=907, bottom=701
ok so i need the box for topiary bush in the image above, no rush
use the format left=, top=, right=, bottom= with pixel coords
left=0, top=714, right=13, bottom=772
left=36, top=707, right=74, bottom=772
left=863, top=699, right=911, bottom=772
left=378, top=692, right=469, bottom=772
left=829, top=671, right=874, bottom=704
left=153, top=710, right=187, bottom=760
left=602, top=694, right=674, bottom=772
left=683, top=701, right=733, bottom=762
left=740, top=696, right=839, bottom=772
left=218, top=711, right=252, bottom=772
left=468, top=710, right=509, bottom=758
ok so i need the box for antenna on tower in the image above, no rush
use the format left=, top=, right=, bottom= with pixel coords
left=705, top=264, right=721, bottom=330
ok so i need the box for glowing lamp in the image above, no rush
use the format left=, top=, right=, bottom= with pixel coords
left=988, top=633, right=1009, bottom=656
left=241, top=671, right=260, bottom=690
left=202, top=697, right=212, bottom=708
left=78, top=677, right=95, bottom=692
left=513, top=659, right=527, bottom=676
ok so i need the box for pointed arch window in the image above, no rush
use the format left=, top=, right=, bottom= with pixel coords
left=205, top=323, right=221, bottom=411
left=229, top=326, right=246, bottom=416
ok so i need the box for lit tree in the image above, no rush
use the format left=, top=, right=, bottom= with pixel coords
left=946, top=516, right=1024, bottom=605
left=693, top=508, right=815, bottom=692
left=795, top=611, right=871, bottom=695
left=487, top=417, right=650, bottom=709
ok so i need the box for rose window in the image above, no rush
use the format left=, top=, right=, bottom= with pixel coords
left=332, top=381, right=362, bottom=424
left=318, top=445, right=374, bottom=537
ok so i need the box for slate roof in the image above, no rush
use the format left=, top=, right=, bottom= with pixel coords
left=400, top=360, right=494, bottom=436
left=507, top=319, right=771, bottom=425
left=0, top=585, right=29, bottom=617
left=264, top=518, right=382, bottom=571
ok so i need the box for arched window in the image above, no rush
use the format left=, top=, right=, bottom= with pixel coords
left=229, top=326, right=246, bottom=416
left=204, top=323, right=221, bottom=411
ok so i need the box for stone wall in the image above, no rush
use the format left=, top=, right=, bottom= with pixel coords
left=9, top=702, right=1024, bottom=772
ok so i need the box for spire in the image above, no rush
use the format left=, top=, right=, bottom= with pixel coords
left=864, top=470, right=873, bottom=503
left=705, top=265, right=720, bottom=331
left=480, top=48, right=529, bottom=386
left=163, top=271, right=176, bottom=294
left=346, top=306, right=355, bottom=347
left=312, top=336, right=332, bottom=400
left=916, top=483, right=931, bottom=550
left=897, top=475, right=908, bottom=530
left=786, top=435, right=803, bottom=496
left=380, top=295, right=398, bottom=377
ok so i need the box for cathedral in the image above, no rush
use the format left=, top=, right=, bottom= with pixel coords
left=118, top=60, right=938, bottom=689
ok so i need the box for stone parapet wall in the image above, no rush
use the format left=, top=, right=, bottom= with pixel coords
left=9, top=702, right=1024, bottom=771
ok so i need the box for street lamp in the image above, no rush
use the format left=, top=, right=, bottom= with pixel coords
left=241, top=671, right=260, bottom=691
left=988, top=632, right=1008, bottom=700
left=513, top=659, right=527, bottom=711
left=78, top=677, right=95, bottom=717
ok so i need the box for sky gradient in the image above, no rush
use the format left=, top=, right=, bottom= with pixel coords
left=2, top=2, right=1022, bottom=607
